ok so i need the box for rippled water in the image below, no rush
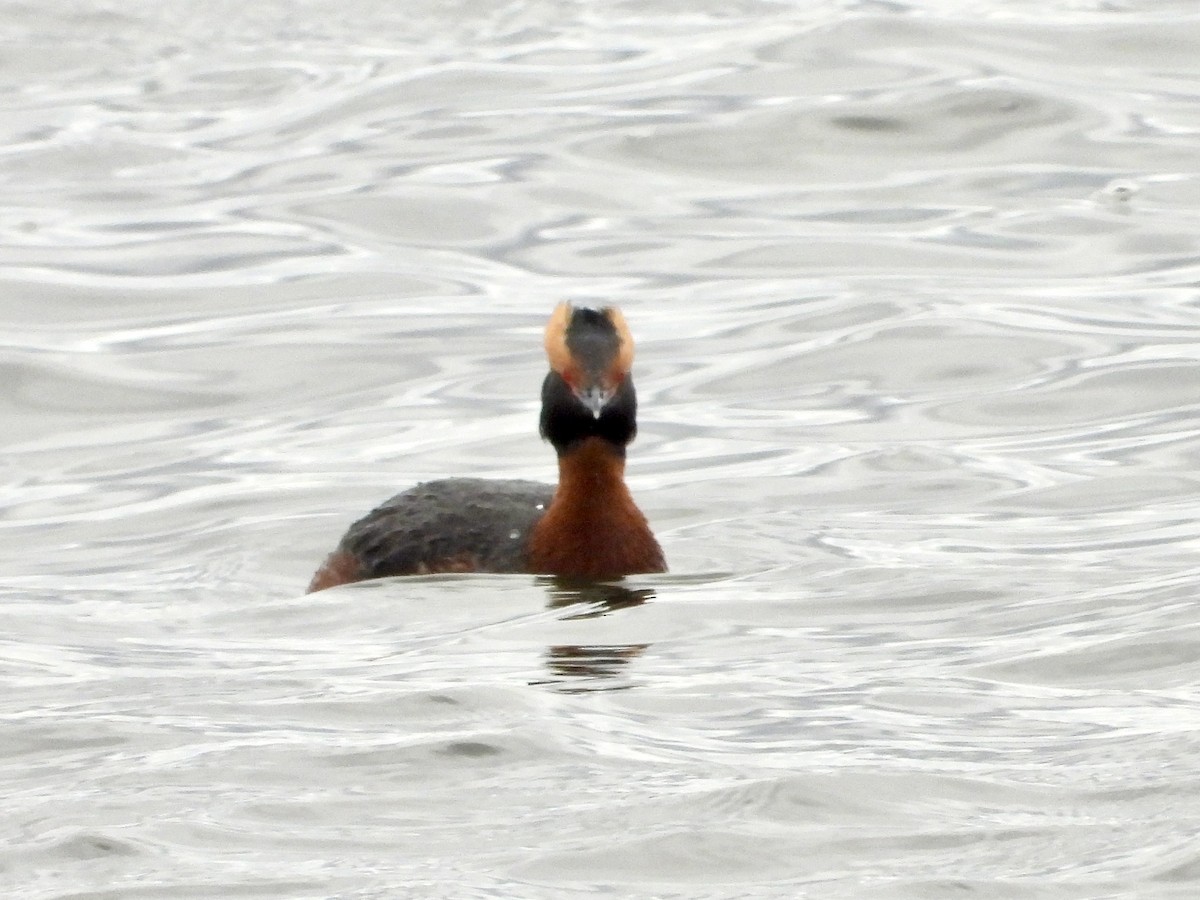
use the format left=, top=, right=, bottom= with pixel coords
left=4, top=2, right=1200, bottom=897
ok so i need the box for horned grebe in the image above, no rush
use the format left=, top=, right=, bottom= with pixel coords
left=307, top=303, right=665, bottom=591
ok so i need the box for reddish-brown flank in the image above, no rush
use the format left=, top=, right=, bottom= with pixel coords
left=307, top=550, right=363, bottom=593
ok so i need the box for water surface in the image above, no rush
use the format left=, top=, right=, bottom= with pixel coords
left=3, top=2, right=1200, bottom=897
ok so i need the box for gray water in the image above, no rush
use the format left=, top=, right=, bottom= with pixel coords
left=3, top=2, right=1200, bottom=897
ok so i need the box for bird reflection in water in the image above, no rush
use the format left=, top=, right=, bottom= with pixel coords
left=535, top=578, right=655, bottom=692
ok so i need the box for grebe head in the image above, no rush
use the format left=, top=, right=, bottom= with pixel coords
left=540, top=303, right=638, bottom=455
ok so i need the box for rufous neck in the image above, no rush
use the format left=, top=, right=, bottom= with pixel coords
left=553, top=437, right=629, bottom=503
left=528, top=436, right=664, bottom=578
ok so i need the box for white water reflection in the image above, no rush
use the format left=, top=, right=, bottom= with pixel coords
left=2, top=2, right=1200, bottom=898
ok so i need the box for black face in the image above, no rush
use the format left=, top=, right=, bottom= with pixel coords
left=540, top=371, right=637, bottom=455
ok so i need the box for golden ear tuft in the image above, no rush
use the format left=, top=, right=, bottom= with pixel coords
left=604, top=306, right=635, bottom=374
left=544, top=302, right=574, bottom=375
